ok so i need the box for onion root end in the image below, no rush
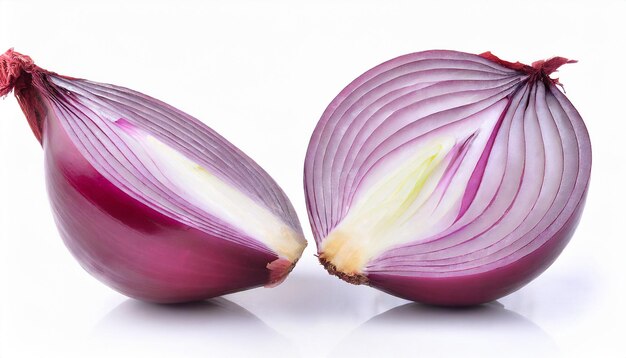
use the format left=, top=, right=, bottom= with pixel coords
left=319, top=256, right=369, bottom=285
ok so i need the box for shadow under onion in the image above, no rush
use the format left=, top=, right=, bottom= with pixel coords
left=92, top=298, right=296, bottom=358
left=330, top=302, right=558, bottom=358
left=228, top=272, right=407, bottom=321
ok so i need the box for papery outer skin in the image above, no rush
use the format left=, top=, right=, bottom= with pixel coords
left=305, top=50, right=591, bottom=306
left=2, top=49, right=305, bottom=302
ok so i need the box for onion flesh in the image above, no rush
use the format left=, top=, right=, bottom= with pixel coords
left=304, top=50, right=591, bottom=305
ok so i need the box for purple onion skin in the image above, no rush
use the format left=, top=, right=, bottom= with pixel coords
left=369, top=192, right=586, bottom=306
left=43, top=106, right=277, bottom=303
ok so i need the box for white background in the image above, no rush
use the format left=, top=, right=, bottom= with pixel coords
left=1, top=0, right=625, bottom=357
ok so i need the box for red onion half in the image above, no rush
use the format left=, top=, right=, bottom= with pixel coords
left=1, top=49, right=306, bottom=303
left=304, top=50, right=591, bottom=305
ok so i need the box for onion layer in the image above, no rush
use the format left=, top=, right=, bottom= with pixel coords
left=304, top=50, right=591, bottom=305
left=1, top=49, right=306, bottom=303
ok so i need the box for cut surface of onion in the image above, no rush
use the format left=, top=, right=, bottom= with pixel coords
left=1, top=49, right=306, bottom=303
left=304, top=50, right=591, bottom=305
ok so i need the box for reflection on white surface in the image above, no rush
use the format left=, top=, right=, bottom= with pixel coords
left=227, top=271, right=410, bottom=357
left=500, top=265, right=598, bottom=324
left=93, top=298, right=297, bottom=358
left=228, top=272, right=408, bottom=320
left=332, top=303, right=557, bottom=358
left=84, top=267, right=594, bottom=358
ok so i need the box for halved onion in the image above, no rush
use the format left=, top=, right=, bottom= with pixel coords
left=304, top=50, right=591, bottom=305
left=1, top=49, right=306, bottom=303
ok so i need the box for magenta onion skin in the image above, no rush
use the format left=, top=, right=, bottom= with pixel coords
left=305, top=50, right=591, bottom=306
left=44, top=112, right=276, bottom=302
left=2, top=50, right=306, bottom=303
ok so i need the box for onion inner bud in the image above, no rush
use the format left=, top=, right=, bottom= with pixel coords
left=320, top=98, right=508, bottom=275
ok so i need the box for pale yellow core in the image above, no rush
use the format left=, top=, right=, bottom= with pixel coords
left=139, top=135, right=306, bottom=262
left=321, top=138, right=454, bottom=274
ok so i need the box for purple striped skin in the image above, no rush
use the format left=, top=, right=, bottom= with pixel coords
left=43, top=83, right=277, bottom=303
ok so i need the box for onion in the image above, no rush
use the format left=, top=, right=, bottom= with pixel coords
left=304, top=50, right=591, bottom=305
left=1, top=49, right=307, bottom=303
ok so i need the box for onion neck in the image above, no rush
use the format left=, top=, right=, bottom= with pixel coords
left=0, top=49, right=36, bottom=97
left=1, top=49, right=50, bottom=144
left=479, top=51, right=576, bottom=88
